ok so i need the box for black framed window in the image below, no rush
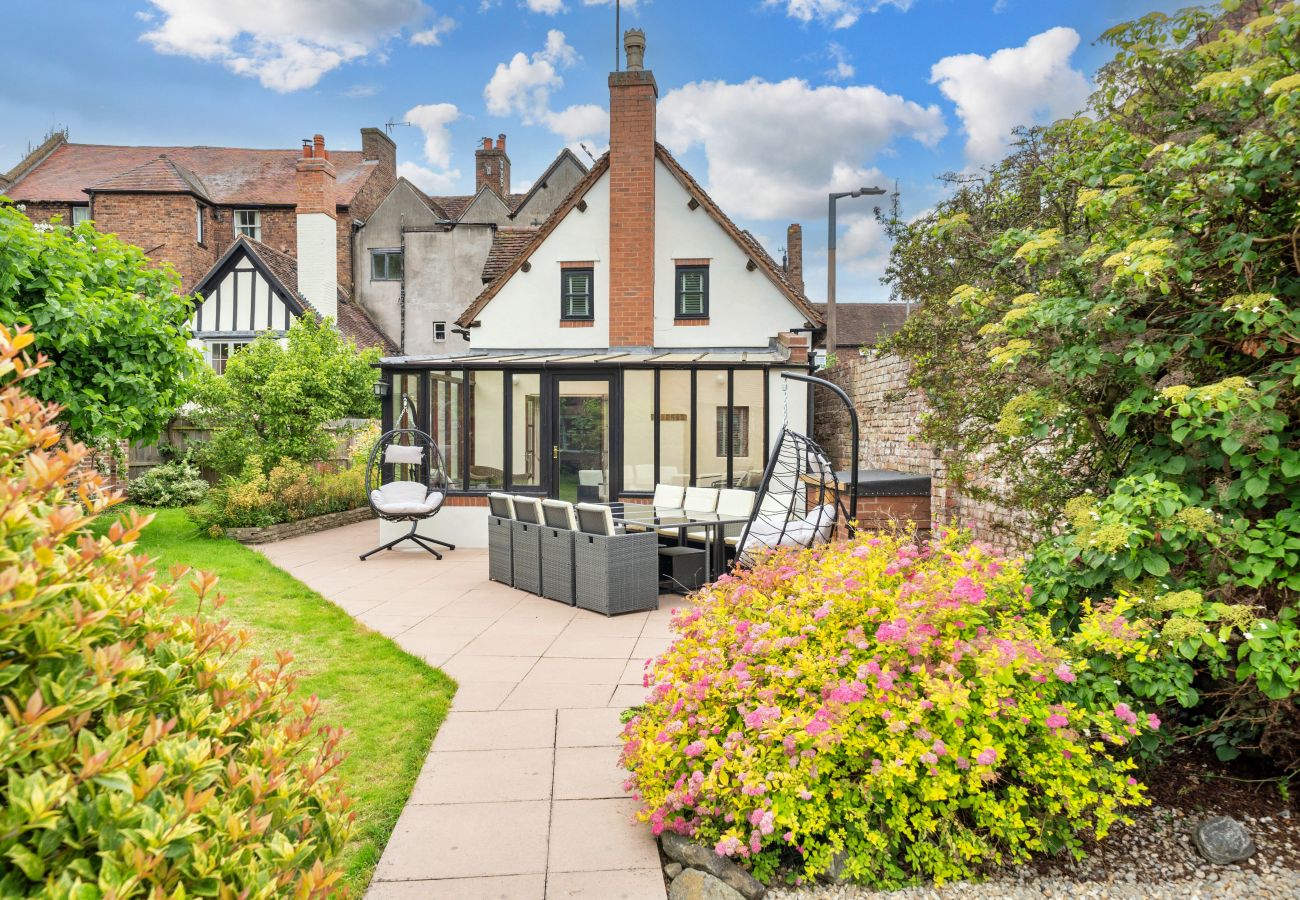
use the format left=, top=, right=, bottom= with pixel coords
left=372, top=249, right=403, bottom=281
left=716, top=405, right=750, bottom=457
left=561, top=267, right=594, bottom=320
left=675, top=265, right=709, bottom=318
left=195, top=204, right=205, bottom=245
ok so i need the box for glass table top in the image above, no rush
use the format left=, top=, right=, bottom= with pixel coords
left=605, top=503, right=751, bottom=527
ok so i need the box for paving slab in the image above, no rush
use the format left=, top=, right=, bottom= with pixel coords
left=375, top=800, right=550, bottom=881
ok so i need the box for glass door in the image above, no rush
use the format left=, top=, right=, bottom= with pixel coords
left=549, top=375, right=613, bottom=502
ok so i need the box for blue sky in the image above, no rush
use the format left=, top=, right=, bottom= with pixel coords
left=0, top=0, right=1176, bottom=300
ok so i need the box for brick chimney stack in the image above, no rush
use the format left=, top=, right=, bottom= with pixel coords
left=296, top=133, right=338, bottom=320
left=475, top=133, right=511, bottom=197
left=607, top=29, right=656, bottom=348
left=785, top=223, right=804, bottom=295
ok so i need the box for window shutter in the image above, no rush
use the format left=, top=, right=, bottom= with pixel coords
left=564, top=271, right=592, bottom=318
left=678, top=269, right=706, bottom=316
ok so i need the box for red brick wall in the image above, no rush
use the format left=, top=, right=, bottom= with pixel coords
left=813, top=351, right=1033, bottom=552
left=607, top=70, right=658, bottom=347
left=17, top=200, right=79, bottom=226
left=91, top=193, right=217, bottom=293
left=209, top=206, right=297, bottom=258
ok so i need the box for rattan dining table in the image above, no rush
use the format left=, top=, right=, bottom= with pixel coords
left=604, top=502, right=750, bottom=583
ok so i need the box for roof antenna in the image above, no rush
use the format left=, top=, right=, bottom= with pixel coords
left=579, top=142, right=597, bottom=164
left=384, top=118, right=412, bottom=136
left=615, top=0, right=621, bottom=71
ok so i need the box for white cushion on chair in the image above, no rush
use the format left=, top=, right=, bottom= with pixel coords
left=651, top=483, right=685, bottom=508
left=371, top=480, right=444, bottom=516
left=384, top=444, right=424, bottom=465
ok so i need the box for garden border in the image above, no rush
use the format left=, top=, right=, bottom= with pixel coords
left=227, top=507, right=375, bottom=544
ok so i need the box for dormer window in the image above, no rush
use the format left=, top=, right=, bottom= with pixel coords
left=234, top=209, right=261, bottom=241
left=560, top=266, right=594, bottom=320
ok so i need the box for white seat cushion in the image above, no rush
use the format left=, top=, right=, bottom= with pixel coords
left=384, top=444, right=424, bottom=465
left=371, top=480, right=444, bottom=516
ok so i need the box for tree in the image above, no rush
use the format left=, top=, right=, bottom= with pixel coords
left=192, top=315, right=379, bottom=475
left=886, top=1, right=1300, bottom=766
left=0, top=201, right=200, bottom=442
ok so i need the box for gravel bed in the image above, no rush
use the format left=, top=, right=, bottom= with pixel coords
left=766, top=805, right=1300, bottom=900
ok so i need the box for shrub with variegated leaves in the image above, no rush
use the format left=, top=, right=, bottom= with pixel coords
left=0, top=323, right=353, bottom=897
left=620, top=532, right=1155, bottom=888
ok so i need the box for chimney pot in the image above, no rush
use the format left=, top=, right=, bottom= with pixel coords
left=482, top=137, right=493, bottom=151
left=313, top=134, right=326, bottom=159
left=496, top=134, right=506, bottom=151
left=624, top=29, right=646, bottom=71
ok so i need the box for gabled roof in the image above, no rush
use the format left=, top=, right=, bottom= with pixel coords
left=457, top=185, right=514, bottom=223
left=404, top=180, right=452, bottom=219
left=427, top=189, right=526, bottom=221
left=481, top=228, right=538, bottom=283
left=194, top=235, right=396, bottom=353
left=4, top=142, right=378, bottom=206
left=457, top=153, right=611, bottom=327
left=87, top=155, right=212, bottom=201
left=812, top=302, right=911, bottom=348
left=509, top=148, right=588, bottom=223
left=456, top=144, right=823, bottom=328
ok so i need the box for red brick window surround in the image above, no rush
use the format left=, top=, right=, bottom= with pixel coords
left=560, top=263, right=595, bottom=322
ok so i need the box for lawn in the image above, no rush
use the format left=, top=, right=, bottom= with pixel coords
left=101, top=507, right=456, bottom=893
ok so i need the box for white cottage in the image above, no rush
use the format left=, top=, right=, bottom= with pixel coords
left=377, top=30, right=820, bottom=546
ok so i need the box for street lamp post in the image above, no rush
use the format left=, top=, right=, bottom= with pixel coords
left=826, top=187, right=886, bottom=361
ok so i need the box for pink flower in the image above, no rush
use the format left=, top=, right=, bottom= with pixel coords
left=1147, top=713, right=1161, bottom=730
left=1045, top=714, right=1068, bottom=729
left=1054, top=664, right=1076, bottom=683
left=684, top=741, right=706, bottom=758
left=805, top=719, right=830, bottom=736
left=976, top=748, right=998, bottom=766
left=956, top=756, right=970, bottom=770
left=1114, top=703, right=1138, bottom=725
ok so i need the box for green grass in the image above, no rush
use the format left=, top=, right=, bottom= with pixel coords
left=103, top=508, right=456, bottom=893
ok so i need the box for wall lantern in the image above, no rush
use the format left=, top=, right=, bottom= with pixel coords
left=373, top=379, right=390, bottom=400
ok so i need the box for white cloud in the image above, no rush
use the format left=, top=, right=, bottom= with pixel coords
left=826, top=42, right=854, bottom=80
left=659, top=77, right=944, bottom=220
left=525, top=0, right=566, bottom=11
left=398, top=161, right=461, bottom=194
left=406, top=102, right=461, bottom=168
left=411, top=17, right=456, bottom=45
left=484, top=30, right=607, bottom=144
left=930, top=26, right=1091, bottom=164
left=765, top=0, right=913, bottom=30
left=139, top=0, right=427, bottom=92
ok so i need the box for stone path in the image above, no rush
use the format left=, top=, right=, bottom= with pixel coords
left=259, top=521, right=674, bottom=900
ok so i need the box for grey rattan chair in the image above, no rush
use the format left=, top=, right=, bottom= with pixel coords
left=540, top=499, right=578, bottom=606
left=573, top=503, right=659, bottom=616
left=487, top=493, right=515, bottom=586
left=511, top=495, right=544, bottom=595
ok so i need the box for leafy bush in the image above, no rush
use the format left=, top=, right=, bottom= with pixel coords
left=0, top=323, right=352, bottom=895
left=0, top=200, right=199, bottom=442
left=189, top=316, right=378, bottom=476
left=885, top=3, right=1300, bottom=767
left=126, top=454, right=209, bottom=507
left=190, top=455, right=366, bottom=533
left=621, top=532, right=1154, bottom=888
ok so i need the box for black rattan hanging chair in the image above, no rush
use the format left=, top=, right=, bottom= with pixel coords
left=735, top=372, right=859, bottom=567
left=359, top=396, right=456, bottom=561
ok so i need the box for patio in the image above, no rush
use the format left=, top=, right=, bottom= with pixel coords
left=258, top=520, right=676, bottom=900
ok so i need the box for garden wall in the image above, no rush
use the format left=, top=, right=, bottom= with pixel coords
left=812, top=351, right=1032, bottom=552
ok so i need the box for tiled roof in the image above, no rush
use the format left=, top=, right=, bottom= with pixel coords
left=4, top=142, right=377, bottom=206
left=224, top=236, right=395, bottom=353
left=87, top=155, right=212, bottom=201
left=481, top=228, right=537, bottom=283
left=427, top=190, right=526, bottom=221
left=812, top=302, right=911, bottom=348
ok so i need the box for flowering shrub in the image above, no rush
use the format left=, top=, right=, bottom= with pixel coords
left=0, top=324, right=352, bottom=895
left=189, top=455, right=365, bottom=533
left=620, top=532, right=1154, bottom=887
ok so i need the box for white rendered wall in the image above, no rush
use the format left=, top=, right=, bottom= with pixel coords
left=472, top=174, right=610, bottom=350
left=654, top=160, right=807, bottom=348
left=296, top=213, right=338, bottom=320
left=380, top=505, right=488, bottom=549
left=191, top=266, right=291, bottom=335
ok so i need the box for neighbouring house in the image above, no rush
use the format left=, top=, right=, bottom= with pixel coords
left=376, top=30, right=820, bottom=548
left=812, top=301, right=911, bottom=352
left=353, top=137, right=587, bottom=356
left=0, top=127, right=399, bottom=361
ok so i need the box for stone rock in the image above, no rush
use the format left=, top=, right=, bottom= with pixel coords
left=669, top=869, right=746, bottom=900
left=1193, top=816, right=1257, bottom=865
left=665, top=862, right=684, bottom=879
left=823, top=849, right=849, bottom=884
left=661, top=832, right=767, bottom=900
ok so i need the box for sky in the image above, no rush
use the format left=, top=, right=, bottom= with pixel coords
left=0, top=0, right=1179, bottom=302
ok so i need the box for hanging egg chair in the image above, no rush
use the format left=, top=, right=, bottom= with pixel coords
left=360, top=395, right=456, bottom=561
left=735, top=372, right=858, bottom=567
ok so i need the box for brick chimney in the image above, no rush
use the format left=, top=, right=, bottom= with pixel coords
left=361, top=126, right=397, bottom=179
left=785, top=223, right=804, bottom=295
left=296, top=134, right=338, bottom=320
left=475, top=134, right=511, bottom=197
left=608, top=29, right=656, bottom=348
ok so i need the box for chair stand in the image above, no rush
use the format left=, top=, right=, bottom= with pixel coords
left=360, top=521, right=456, bottom=561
